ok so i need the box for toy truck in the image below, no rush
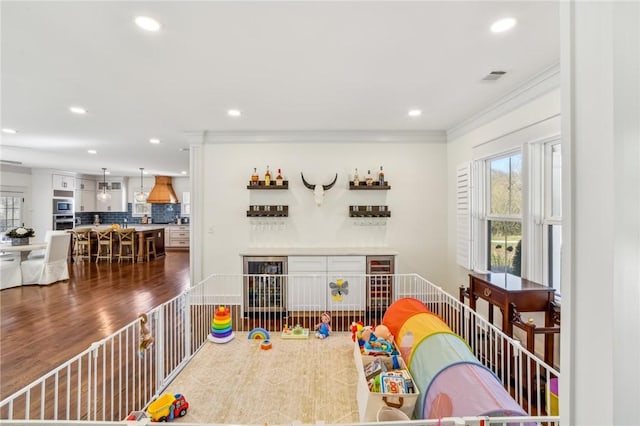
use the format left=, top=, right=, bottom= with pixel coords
left=146, top=393, right=188, bottom=422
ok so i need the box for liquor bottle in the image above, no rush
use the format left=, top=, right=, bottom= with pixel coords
left=276, top=168, right=283, bottom=186
left=353, top=168, right=360, bottom=186
left=366, top=169, right=373, bottom=186
left=251, top=167, right=259, bottom=186
left=264, top=166, right=271, bottom=186
left=378, top=166, right=385, bottom=185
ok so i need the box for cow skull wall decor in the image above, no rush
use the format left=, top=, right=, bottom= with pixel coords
left=301, top=172, right=338, bottom=206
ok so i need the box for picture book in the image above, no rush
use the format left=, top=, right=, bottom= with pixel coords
left=363, top=358, right=386, bottom=380
left=380, top=373, right=407, bottom=394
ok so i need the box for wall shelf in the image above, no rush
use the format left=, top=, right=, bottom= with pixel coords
left=247, top=205, right=289, bottom=217
left=247, top=181, right=288, bottom=189
left=348, top=206, right=391, bottom=218
left=349, top=181, right=390, bottom=190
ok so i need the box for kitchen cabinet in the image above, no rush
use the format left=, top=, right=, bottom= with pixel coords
left=74, top=178, right=96, bottom=212
left=166, top=225, right=189, bottom=248
left=96, top=181, right=126, bottom=212
left=52, top=174, right=75, bottom=190
left=326, top=256, right=366, bottom=312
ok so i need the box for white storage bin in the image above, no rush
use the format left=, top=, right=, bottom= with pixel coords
left=353, top=342, right=420, bottom=422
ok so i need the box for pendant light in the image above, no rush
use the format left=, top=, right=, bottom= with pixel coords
left=135, top=167, right=148, bottom=202
left=96, top=167, right=112, bottom=201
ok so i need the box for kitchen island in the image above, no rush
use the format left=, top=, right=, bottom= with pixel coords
left=74, top=225, right=166, bottom=262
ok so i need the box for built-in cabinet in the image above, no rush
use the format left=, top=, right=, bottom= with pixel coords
left=52, top=174, right=75, bottom=190
left=166, top=225, right=189, bottom=248
left=96, top=180, right=126, bottom=212
left=74, top=178, right=96, bottom=212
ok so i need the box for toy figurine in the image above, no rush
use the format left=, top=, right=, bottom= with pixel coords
left=315, top=311, right=332, bottom=339
left=138, top=312, right=154, bottom=357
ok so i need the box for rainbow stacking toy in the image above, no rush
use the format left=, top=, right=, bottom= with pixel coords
left=207, top=306, right=235, bottom=343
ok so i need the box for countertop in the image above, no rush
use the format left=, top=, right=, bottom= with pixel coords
left=239, top=247, right=399, bottom=256
left=75, top=225, right=168, bottom=232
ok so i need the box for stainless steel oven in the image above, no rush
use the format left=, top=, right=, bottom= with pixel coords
left=53, top=215, right=75, bottom=230
left=53, top=198, right=74, bottom=214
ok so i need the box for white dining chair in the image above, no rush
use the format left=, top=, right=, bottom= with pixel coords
left=20, top=231, right=71, bottom=285
left=0, top=253, right=23, bottom=289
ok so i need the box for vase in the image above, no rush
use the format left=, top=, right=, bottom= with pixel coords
left=11, top=237, right=29, bottom=246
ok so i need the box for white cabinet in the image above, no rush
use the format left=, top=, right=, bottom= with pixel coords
left=287, top=255, right=366, bottom=312
left=52, top=174, right=75, bottom=190
left=74, top=179, right=96, bottom=212
left=326, top=256, right=366, bottom=312
left=166, top=225, right=190, bottom=248
left=287, top=256, right=328, bottom=311
left=95, top=181, right=126, bottom=212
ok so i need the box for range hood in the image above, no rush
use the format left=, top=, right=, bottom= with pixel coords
left=146, top=176, right=179, bottom=204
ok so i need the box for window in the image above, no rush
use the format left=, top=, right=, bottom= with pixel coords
left=544, top=143, right=562, bottom=293
left=132, top=193, right=151, bottom=217
left=487, top=152, right=522, bottom=275
left=0, top=193, right=24, bottom=238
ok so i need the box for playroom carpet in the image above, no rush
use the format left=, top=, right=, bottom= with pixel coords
left=164, top=332, right=360, bottom=424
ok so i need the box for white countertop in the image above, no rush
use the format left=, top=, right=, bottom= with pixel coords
left=76, top=225, right=167, bottom=232
left=240, top=247, right=399, bottom=256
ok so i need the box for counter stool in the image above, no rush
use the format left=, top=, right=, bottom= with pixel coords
left=94, top=228, right=113, bottom=263
left=73, top=228, right=91, bottom=262
left=144, top=235, right=156, bottom=262
left=115, top=228, right=136, bottom=263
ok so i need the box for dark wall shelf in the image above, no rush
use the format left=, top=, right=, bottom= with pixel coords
left=349, top=205, right=391, bottom=218
left=349, top=181, right=390, bottom=190
left=247, top=205, right=289, bottom=217
left=247, top=180, right=288, bottom=189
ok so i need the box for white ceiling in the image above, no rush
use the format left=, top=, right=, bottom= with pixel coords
left=0, top=1, right=559, bottom=178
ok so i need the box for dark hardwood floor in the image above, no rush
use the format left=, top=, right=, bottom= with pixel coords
left=0, top=250, right=190, bottom=401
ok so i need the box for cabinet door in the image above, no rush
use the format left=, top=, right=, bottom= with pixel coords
left=52, top=174, right=75, bottom=190
left=327, top=256, right=366, bottom=311
left=287, top=256, right=327, bottom=311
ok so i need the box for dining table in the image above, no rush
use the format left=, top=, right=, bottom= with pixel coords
left=0, top=242, right=48, bottom=261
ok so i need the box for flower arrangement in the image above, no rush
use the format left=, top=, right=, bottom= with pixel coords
left=5, top=227, right=35, bottom=238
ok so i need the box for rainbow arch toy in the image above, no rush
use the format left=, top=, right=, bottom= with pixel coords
left=382, top=298, right=528, bottom=421
left=248, top=327, right=270, bottom=340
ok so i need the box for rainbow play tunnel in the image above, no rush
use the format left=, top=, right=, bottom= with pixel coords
left=383, top=298, right=527, bottom=420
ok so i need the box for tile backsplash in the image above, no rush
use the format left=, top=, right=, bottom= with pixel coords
left=76, top=203, right=185, bottom=226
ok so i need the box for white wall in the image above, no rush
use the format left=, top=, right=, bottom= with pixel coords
left=196, top=135, right=448, bottom=289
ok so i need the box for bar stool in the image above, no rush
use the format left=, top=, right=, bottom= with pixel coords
left=115, top=228, right=136, bottom=263
left=144, top=235, right=156, bottom=262
left=73, top=228, right=91, bottom=262
left=94, top=228, right=113, bottom=263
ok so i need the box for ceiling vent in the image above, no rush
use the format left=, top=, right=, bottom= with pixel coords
left=482, top=71, right=507, bottom=81
left=146, top=176, right=179, bottom=204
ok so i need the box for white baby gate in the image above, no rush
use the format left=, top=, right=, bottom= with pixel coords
left=0, top=273, right=560, bottom=426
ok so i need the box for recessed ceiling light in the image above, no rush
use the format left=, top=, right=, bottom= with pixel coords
left=227, top=109, right=242, bottom=117
left=105, top=170, right=111, bottom=175
left=69, top=106, right=87, bottom=115
left=143, top=170, right=149, bottom=175
left=135, top=16, right=161, bottom=32
left=491, top=18, right=517, bottom=33
left=149, top=138, right=160, bottom=144
left=88, top=149, right=97, bottom=154
left=408, top=109, right=422, bottom=117
left=1, top=128, right=17, bottom=134
left=181, top=171, right=187, bottom=175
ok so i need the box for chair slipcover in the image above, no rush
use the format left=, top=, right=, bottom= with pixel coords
left=21, top=231, right=71, bottom=285
left=1, top=253, right=23, bottom=289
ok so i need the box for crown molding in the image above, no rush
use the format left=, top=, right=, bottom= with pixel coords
left=200, top=130, right=447, bottom=144
left=446, top=63, right=560, bottom=142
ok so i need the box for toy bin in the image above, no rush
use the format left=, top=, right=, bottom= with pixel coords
left=353, top=342, right=420, bottom=422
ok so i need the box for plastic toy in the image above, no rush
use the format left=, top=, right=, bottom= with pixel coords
left=350, top=321, right=364, bottom=342
left=146, top=393, right=188, bottom=422
left=208, top=306, right=235, bottom=343
left=260, top=339, right=272, bottom=350
left=315, top=311, right=332, bottom=339
left=138, top=313, right=154, bottom=357
left=248, top=327, right=270, bottom=340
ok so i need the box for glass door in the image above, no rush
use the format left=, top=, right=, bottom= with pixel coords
left=243, top=256, right=287, bottom=314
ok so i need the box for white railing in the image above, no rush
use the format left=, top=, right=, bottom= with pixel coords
left=1, top=273, right=560, bottom=425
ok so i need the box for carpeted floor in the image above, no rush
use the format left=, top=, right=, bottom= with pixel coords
left=165, top=332, right=360, bottom=424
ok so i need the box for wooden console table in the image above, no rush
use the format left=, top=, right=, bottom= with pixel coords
left=465, top=272, right=556, bottom=362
